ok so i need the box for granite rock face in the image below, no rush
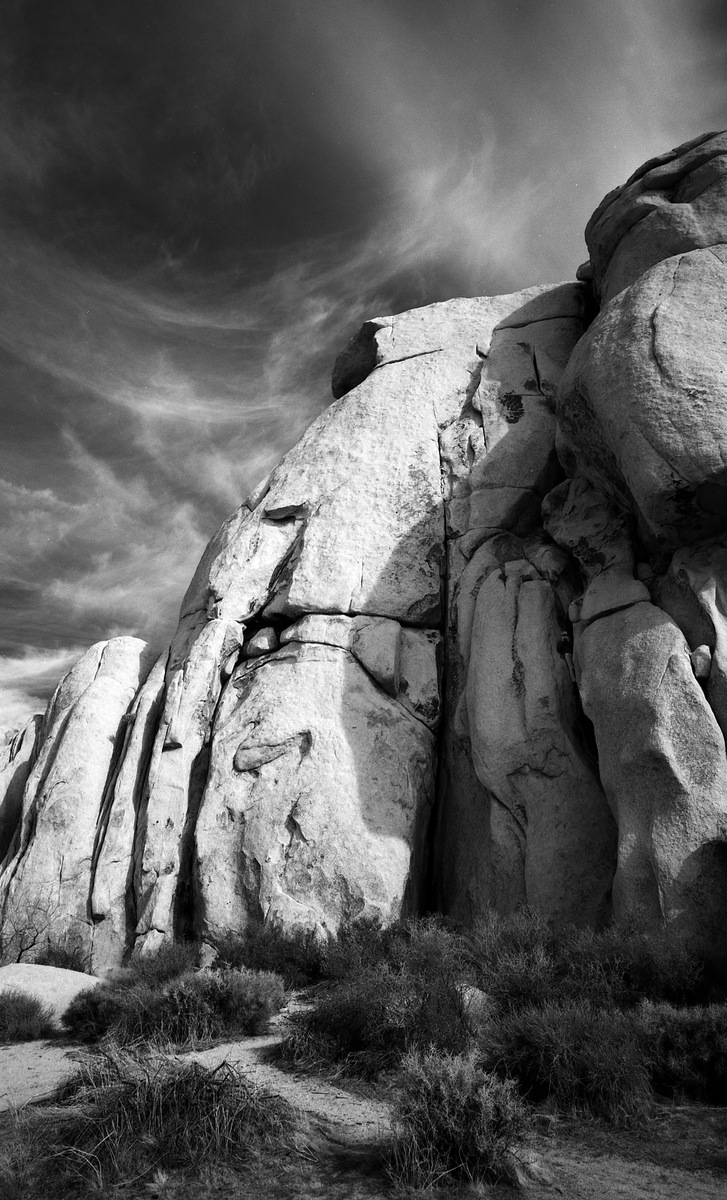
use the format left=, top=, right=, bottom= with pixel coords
left=2, top=132, right=727, bottom=970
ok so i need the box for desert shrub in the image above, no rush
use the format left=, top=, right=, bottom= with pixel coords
left=277, top=917, right=474, bottom=1078
left=387, top=1049, right=530, bottom=1190
left=638, top=1001, right=727, bottom=1102
left=0, top=989, right=54, bottom=1043
left=319, top=913, right=405, bottom=979
left=466, top=909, right=619, bottom=1015
left=0, top=1049, right=296, bottom=1197
left=466, top=909, right=711, bottom=1016
left=215, top=920, right=325, bottom=988
left=484, top=999, right=652, bottom=1124
left=33, top=939, right=90, bottom=974
left=59, top=983, right=129, bottom=1043
left=607, top=924, right=709, bottom=1006
left=124, top=940, right=201, bottom=987
left=62, top=966, right=284, bottom=1047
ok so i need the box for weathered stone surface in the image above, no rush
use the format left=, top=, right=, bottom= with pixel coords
left=182, top=348, right=450, bottom=629
left=0, top=717, right=40, bottom=867
left=350, top=617, right=401, bottom=697
left=575, top=602, right=727, bottom=956
left=586, top=130, right=727, bottom=303
left=464, top=560, right=616, bottom=927
left=542, top=476, right=650, bottom=627
left=0, top=638, right=155, bottom=963
left=433, top=285, right=590, bottom=926
left=241, top=627, right=279, bottom=658
left=691, top=644, right=712, bottom=680
left=88, top=655, right=167, bottom=974
left=0, top=963, right=100, bottom=1028
left=458, top=285, right=588, bottom=552
left=398, top=628, right=441, bottom=728
left=133, top=619, right=241, bottom=954
left=557, top=248, right=727, bottom=548
left=281, top=613, right=441, bottom=726
left=331, top=286, right=571, bottom=400
left=195, top=640, right=435, bottom=943
left=655, top=539, right=727, bottom=744
left=543, top=477, right=636, bottom=579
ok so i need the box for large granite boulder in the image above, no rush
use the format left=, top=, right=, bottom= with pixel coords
left=558, top=247, right=727, bottom=549
left=585, top=129, right=727, bottom=304
left=3, top=133, right=727, bottom=971
left=0, top=638, right=156, bottom=965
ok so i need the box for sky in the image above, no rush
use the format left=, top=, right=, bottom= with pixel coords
left=1, top=0, right=726, bottom=729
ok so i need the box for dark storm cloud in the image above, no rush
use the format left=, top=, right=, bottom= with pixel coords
left=1, top=0, right=726, bottom=726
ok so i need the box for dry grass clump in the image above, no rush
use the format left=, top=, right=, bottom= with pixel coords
left=0, top=1050, right=297, bottom=1199
left=62, top=944, right=284, bottom=1048
left=0, top=988, right=54, bottom=1043
left=386, top=1049, right=530, bottom=1190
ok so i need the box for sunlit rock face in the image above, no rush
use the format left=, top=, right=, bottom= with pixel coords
left=2, top=132, right=727, bottom=972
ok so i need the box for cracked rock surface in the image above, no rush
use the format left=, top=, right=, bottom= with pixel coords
left=3, top=133, right=727, bottom=969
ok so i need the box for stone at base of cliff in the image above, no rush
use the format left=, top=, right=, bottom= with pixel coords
left=0, top=963, right=100, bottom=1030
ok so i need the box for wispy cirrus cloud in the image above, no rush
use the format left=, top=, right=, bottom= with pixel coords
left=0, top=646, right=89, bottom=729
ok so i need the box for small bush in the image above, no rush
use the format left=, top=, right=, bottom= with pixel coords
left=319, top=913, right=403, bottom=980
left=62, top=966, right=285, bottom=1047
left=33, top=940, right=90, bottom=974
left=0, top=989, right=54, bottom=1043
left=215, top=920, right=325, bottom=988
left=610, top=924, right=709, bottom=1006
left=277, top=917, right=474, bottom=1078
left=0, top=1049, right=296, bottom=1197
left=638, top=1001, right=727, bottom=1102
left=59, top=983, right=129, bottom=1043
left=387, top=1049, right=530, bottom=1190
left=124, top=940, right=201, bottom=987
left=484, top=1000, right=652, bottom=1124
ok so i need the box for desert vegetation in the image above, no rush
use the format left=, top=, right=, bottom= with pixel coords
left=0, top=988, right=54, bottom=1043
left=2, top=909, right=727, bottom=1196
left=276, top=910, right=727, bottom=1108
left=62, top=941, right=285, bottom=1048
left=0, top=1051, right=298, bottom=1199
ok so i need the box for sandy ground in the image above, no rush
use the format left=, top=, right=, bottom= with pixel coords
left=0, top=1040, right=88, bottom=1111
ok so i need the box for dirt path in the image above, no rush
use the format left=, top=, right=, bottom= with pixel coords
left=178, top=1032, right=390, bottom=1147
left=0, top=1040, right=87, bottom=1111
left=2, top=1004, right=727, bottom=1198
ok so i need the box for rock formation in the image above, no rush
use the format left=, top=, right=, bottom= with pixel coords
left=2, top=131, right=727, bottom=972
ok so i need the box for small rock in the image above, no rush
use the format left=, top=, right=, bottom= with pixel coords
left=691, top=644, right=712, bottom=680
left=242, top=628, right=280, bottom=658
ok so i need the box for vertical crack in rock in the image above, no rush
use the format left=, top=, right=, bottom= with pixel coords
left=173, top=741, right=212, bottom=943
left=87, top=712, right=135, bottom=925
left=648, top=257, right=681, bottom=381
